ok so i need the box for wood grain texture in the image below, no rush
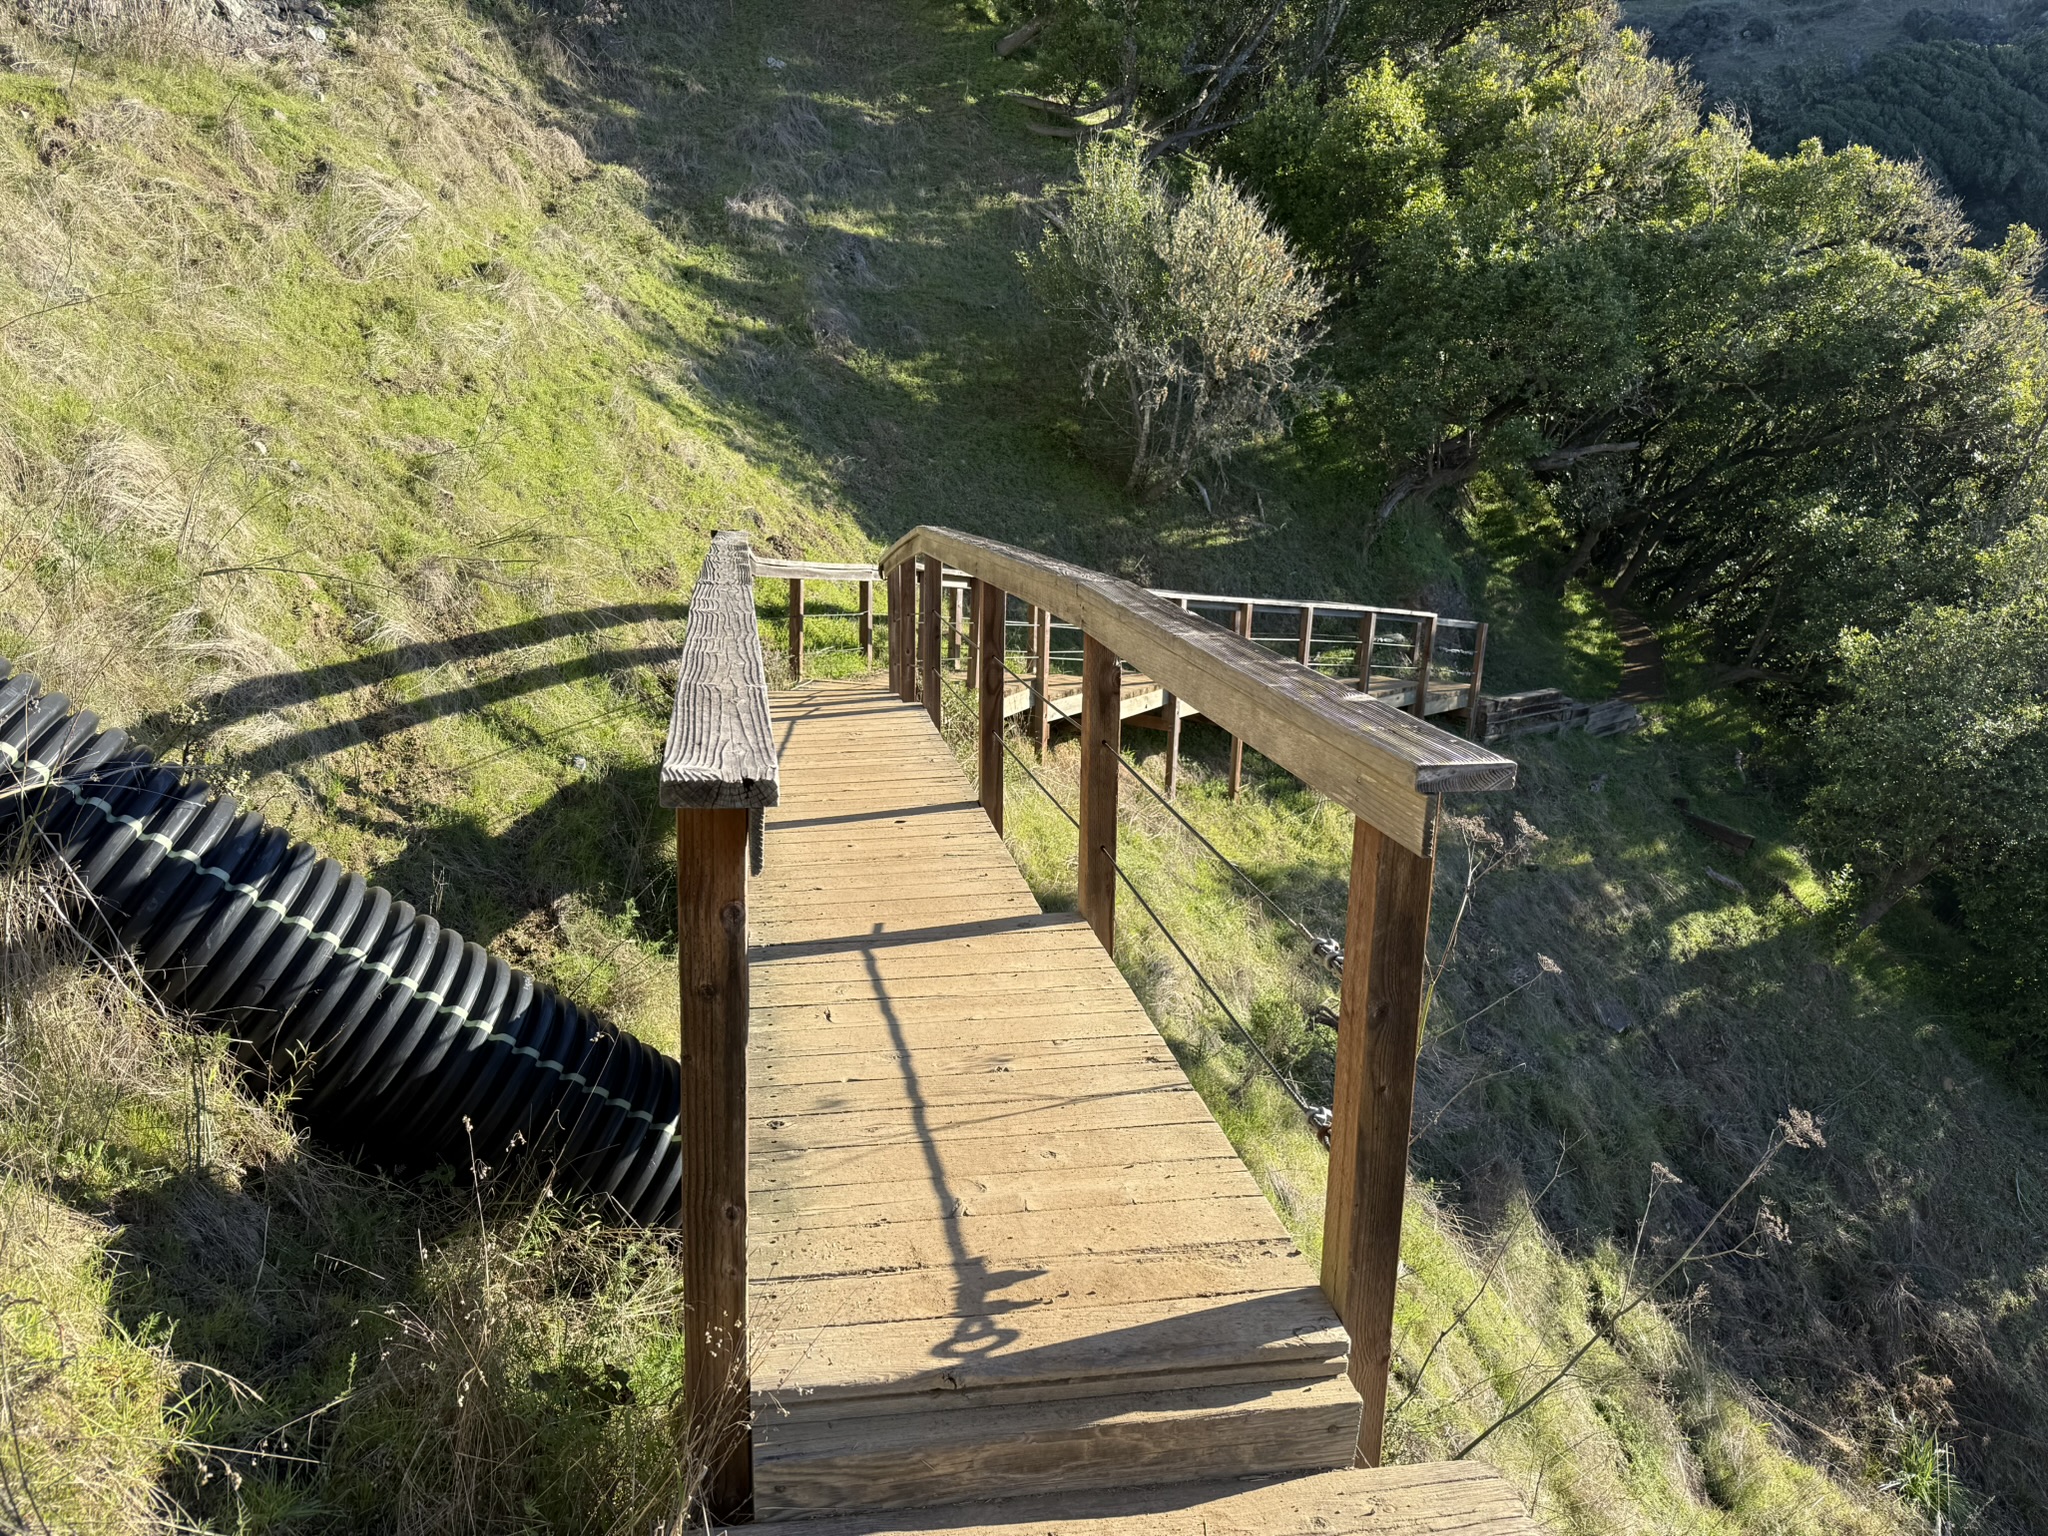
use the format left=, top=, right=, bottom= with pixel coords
left=1323, top=816, right=1436, bottom=1467
left=975, top=580, right=1005, bottom=835
left=878, top=529, right=1514, bottom=855
left=748, top=681, right=1359, bottom=1515
left=860, top=579, right=875, bottom=665
left=752, top=558, right=882, bottom=583
left=717, top=1463, right=1539, bottom=1534
left=1032, top=606, right=1052, bottom=758
left=890, top=566, right=913, bottom=701
left=661, top=532, right=781, bottom=810
left=678, top=806, right=754, bottom=1519
left=789, top=576, right=805, bottom=681
left=1466, top=621, right=1489, bottom=738
left=1078, top=637, right=1120, bottom=953
left=1229, top=602, right=1251, bottom=799
left=920, top=557, right=942, bottom=731
left=1410, top=616, right=1436, bottom=722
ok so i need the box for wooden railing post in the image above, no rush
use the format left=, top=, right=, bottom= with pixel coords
left=976, top=581, right=1006, bottom=834
left=1078, top=635, right=1121, bottom=952
left=1161, top=691, right=1181, bottom=800
left=1296, top=604, right=1315, bottom=666
left=1033, top=607, right=1052, bottom=759
left=921, top=557, right=943, bottom=729
left=1410, top=615, right=1436, bottom=719
left=787, top=577, right=804, bottom=681
left=1229, top=602, right=1252, bottom=798
left=661, top=529, right=779, bottom=1523
left=947, top=583, right=963, bottom=670
left=1359, top=612, right=1378, bottom=693
left=890, top=566, right=914, bottom=702
left=1465, top=622, right=1489, bottom=740
left=1322, top=809, right=1436, bottom=1469
left=677, top=806, right=753, bottom=1520
left=859, top=579, right=874, bottom=667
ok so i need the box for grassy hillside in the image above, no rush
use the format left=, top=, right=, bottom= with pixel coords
left=0, top=0, right=2041, bottom=1531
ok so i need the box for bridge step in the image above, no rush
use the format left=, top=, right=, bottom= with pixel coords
left=748, top=682, right=1368, bottom=1519
left=737, top=1463, right=1539, bottom=1533
left=754, top=1373, right=1360, bottom=1517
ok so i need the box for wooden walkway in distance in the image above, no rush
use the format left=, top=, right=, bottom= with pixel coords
left=739, top=678, right=1539, bottom=1529
left=997, top=672, right=1469, bottom=726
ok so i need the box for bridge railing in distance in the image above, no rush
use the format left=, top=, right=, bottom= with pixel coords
left=660, top=529, right=779, bottom=1523
left=878, top=524, right=1518, bottom=1472
left=750, top=556, right=882, bottom=678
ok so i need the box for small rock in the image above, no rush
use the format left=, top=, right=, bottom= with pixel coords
left=571, top=756, right=589, bottom=772
left=1593, top=1000, right=1634, bottom=1036
left=763, top=54, right=787, bottom=69
left=305, top=25, right=327, bottom=43
left=269, top=107, right=287, bottom=122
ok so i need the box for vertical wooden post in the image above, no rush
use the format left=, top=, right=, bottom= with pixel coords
left=1229, top=602, right=1252, bottom=798
left=1464, top=622, right=1489, bottom=740
left=1078, top=635, right=1121, bottom=954
left=1359, top=613, right=1379, bottom=693
left=1161, top=692, right=1181, bottom=801
left=1033, top=606, right=1052, bottom=760
left=1163, top=597, right=1187, bottom=798
left=1410, top=616, right=1436, bottom=719
left=947, top=584, right=963, bottom=670
left=787, top=577, right=805, bottom=681
left=891, top=566, right=915, bottom=702
left=976, top=581, right=1006, bottom=835
left=1322, top=811, right=1436, bottom=1469
left=678, top=806, right=753, bottom=1521
left=921, top=558, right=943, bottom=730
left=1297, top=604, right=1316, bottom=667
left=859, top=579, right=874, bottom=668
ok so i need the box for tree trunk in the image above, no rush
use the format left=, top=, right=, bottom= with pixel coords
left=1857, top=856, right=1939, bottom=930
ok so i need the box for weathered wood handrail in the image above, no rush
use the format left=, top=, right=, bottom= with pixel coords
left=880, top=528, right=1510, bottom=855
left=662, top=530, right=777, bottom=1522
left=878, top=525, right=1515, bottom=1473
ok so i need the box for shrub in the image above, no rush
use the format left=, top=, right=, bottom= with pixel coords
left=1026, top=130, right=1326, bottom=499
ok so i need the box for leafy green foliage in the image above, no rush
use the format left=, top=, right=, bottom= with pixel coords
left=1026, top=130, right=1326, bottom=495
left=1751, top=35, right=2048, bottom=241
left=1806, top=520, right=2048, bottom=1069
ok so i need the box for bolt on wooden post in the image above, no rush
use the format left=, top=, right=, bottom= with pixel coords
left=1322, top=808, right=1437, bottom=1469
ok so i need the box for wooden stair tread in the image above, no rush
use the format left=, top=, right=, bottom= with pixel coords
left=753, top=1374, right=1362, bottom=1516
left=735, top=1463, right=1539, bottom=1533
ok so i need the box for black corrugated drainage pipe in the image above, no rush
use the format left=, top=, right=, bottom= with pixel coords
left=0, top=659, right=681, bottom=1223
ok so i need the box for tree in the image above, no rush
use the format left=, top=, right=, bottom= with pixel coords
left=1026, top=130, right=1327, bottom=498
left=1804, top=518, right=2048, bottom=931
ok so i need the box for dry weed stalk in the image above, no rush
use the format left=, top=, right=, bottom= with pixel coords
left=1454, top=1109, right=1829, bottom=1460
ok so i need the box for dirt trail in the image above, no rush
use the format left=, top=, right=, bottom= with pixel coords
left=1602, top=593, right=1666, bottom=702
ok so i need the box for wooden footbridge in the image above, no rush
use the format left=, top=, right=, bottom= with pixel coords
left=663, top=531, right=1535, bottom=1531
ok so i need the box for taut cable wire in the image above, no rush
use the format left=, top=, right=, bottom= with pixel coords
left=936, top=666, right=1332, bottom=1139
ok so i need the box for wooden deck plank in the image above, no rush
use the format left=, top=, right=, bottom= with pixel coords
left=748, top=680, right=1358, bottom=1511
left=726, top=1464, right=1540, bottom=1534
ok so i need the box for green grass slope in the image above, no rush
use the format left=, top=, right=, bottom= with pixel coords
left=0, top=0, right=2039, bottom=1531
